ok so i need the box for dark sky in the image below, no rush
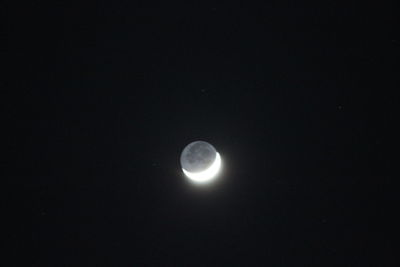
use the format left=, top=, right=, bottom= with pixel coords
left=4, top=1, right=398, bottom=266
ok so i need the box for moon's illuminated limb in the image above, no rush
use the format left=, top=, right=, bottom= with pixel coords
left=182, top=152, right=222, bottom=183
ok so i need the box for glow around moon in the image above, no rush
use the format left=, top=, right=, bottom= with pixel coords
left=182, top=152, right=222, bottom=183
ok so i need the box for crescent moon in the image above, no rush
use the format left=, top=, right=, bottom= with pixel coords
left=182, top=152, right=222, bottom=183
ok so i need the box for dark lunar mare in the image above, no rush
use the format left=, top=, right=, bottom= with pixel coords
left=180, top=141, right=217, bottom=173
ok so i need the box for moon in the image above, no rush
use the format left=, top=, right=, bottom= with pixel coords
left=180, top=141, right=222, bottom=183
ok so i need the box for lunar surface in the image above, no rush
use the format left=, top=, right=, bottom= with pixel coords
left=180, top=141, right=221, bottom=183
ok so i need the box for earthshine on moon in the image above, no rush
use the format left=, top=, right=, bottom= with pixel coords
left=180, top=141, right=222, bottom=183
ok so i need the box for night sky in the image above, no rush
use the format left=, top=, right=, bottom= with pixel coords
left=4, top=1, right=398, bottom=266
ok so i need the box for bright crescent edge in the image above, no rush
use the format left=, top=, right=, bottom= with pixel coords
left=182, top=152, right=221, bottom=183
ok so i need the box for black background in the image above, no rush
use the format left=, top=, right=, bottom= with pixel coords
left=4, top=1, right=398, bottom=266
